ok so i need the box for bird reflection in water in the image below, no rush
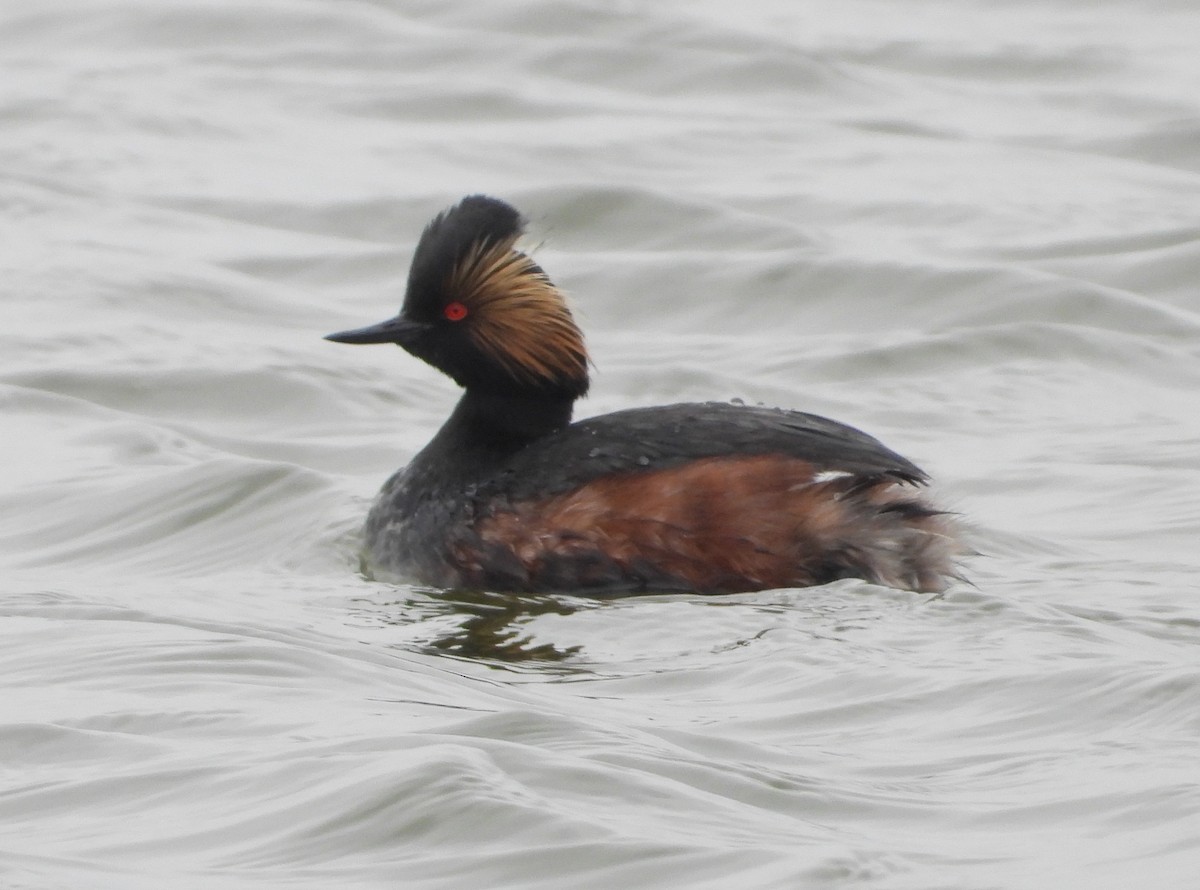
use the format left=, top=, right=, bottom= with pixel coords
left=363, top=587, right=586, bottom=663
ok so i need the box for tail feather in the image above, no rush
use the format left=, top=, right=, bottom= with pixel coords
left=825, top=478, right=963, bottom=593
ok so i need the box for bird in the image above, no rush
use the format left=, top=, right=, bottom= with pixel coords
left=326, top=195, right=962, bottom=595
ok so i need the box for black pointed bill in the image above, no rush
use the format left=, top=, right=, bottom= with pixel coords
left=324, top=315, right=426, bottom=345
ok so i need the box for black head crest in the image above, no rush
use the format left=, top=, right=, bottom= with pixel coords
left=403, top=195, right=525, bottom=318
left=384, top=196, right=590, bottom=396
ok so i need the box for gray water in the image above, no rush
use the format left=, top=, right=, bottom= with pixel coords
left=2, top=2, right=1199, bottom=888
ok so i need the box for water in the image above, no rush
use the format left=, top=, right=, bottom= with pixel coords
left=2, top=1, right=1199, bottom=887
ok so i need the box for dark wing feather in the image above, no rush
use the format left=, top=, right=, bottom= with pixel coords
left=485, top=401, right=927, bottom=503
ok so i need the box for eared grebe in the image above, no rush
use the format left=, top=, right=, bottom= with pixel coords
left=327, top=195, right=961, bottom=594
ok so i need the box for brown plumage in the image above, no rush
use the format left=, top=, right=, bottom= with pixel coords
left=460, top=455, right=958, bottom=593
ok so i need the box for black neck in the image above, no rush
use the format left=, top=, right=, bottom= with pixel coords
left=426, top=388, right=576, bottom=472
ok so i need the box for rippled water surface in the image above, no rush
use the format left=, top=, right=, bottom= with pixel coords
left=3, top=1, right=1199, bottom=888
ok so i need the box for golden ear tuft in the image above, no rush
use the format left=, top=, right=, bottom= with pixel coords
left=446, top=241, right=590, bottom=394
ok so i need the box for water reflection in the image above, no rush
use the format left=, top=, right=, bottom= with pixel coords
left=426, top=588, right=584, bottom=662
left=362, top=586, right=589, bottom=663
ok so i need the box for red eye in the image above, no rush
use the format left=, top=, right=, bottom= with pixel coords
left=443, top=301, right=468, bottom=322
